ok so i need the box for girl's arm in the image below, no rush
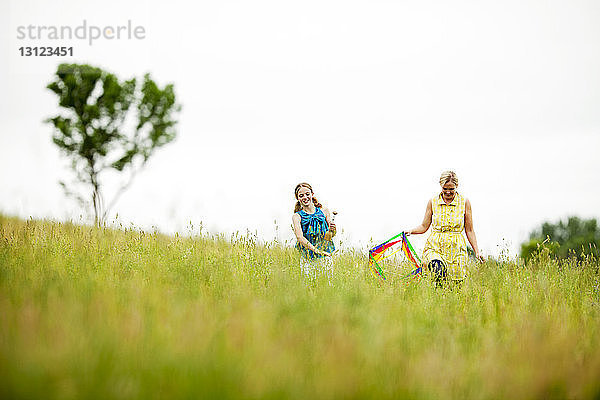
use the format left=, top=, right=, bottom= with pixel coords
left=292, top=213, right=329, bottom=255
left=407, top=199, right=433, bottom=235
left=464, top=199, right=484, bottom=262
left=322, top=206, right=336, bottom=237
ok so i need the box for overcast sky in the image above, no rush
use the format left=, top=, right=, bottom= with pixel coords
left=2, top=0, right=599, bottom=257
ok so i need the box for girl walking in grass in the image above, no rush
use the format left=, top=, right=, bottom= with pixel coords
left=407, top=171, right=484, bottom=285
left=292, top=182, right=336, bottom=279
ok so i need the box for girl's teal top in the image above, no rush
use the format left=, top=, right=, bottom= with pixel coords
left=296, top=208, right=335, bottom=259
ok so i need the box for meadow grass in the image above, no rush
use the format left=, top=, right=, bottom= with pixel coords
left=1, top=214, right=599, bottom=399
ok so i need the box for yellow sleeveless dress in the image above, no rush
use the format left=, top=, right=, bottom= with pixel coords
left=423, top=192, right=468, bottom=280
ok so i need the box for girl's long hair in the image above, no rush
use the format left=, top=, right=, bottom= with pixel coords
left=294, top=182, right=322, bottom=212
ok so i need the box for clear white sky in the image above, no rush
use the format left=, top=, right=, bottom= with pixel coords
left=1, top=0, right=599, bottom=257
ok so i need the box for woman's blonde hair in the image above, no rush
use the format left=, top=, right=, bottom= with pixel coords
left=439, top=170, right=459, bottom=187
left=294, top=182, right=323, bottom=212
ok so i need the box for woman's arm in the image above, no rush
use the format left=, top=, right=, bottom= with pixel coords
left=322, top=206, right=336, bottom=237
left=292, top=213, right=330, bottom=256
left=464, top=199, right=484, bottom=262
left=407, top=199, right=433, bottom=235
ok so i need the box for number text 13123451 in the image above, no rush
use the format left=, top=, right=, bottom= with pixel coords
left=19, top=47, right=73, bottom=56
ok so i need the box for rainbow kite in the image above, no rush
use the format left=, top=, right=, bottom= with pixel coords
left=369, top=232, right=422, bottom=281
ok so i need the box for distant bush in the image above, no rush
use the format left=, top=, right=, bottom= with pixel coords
left=521, top=216, right=600, bottom=261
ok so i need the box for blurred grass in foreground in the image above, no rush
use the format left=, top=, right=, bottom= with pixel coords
left=1, top=214, right=599, bottom=399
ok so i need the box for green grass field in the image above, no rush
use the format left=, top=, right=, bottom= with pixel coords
left=1, top=214, right=599, bottom=399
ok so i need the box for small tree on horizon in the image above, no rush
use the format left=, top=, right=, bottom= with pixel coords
left=45, top=63, right=181, bottom=225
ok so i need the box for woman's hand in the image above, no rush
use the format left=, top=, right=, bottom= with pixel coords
left=475, top=253, right=485, bottom=263
left=329, top=222, right=336, bottom=235
left=318, top=249, right=332, bottom=257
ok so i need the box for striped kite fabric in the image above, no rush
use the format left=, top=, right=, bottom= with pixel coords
left=369, top=232, right=422, bottom=281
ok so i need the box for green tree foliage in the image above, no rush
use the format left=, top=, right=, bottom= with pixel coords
left=521, top=216, right=600, bottom=261
left=45, top=63, right=181, bottom=224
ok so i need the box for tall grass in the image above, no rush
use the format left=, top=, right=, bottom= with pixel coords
left=1, top=214, right=599, bottom=399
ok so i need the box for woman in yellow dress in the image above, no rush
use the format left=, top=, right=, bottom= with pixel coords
left=407, top=171, right=484, bottom=283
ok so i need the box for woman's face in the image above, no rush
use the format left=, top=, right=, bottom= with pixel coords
left=441, top=181, right=457, bottom=202
left=296, top=186, right=313, bottom=208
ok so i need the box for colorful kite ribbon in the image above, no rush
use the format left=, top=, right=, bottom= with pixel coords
left=369, top=232, right=422, bottom=281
